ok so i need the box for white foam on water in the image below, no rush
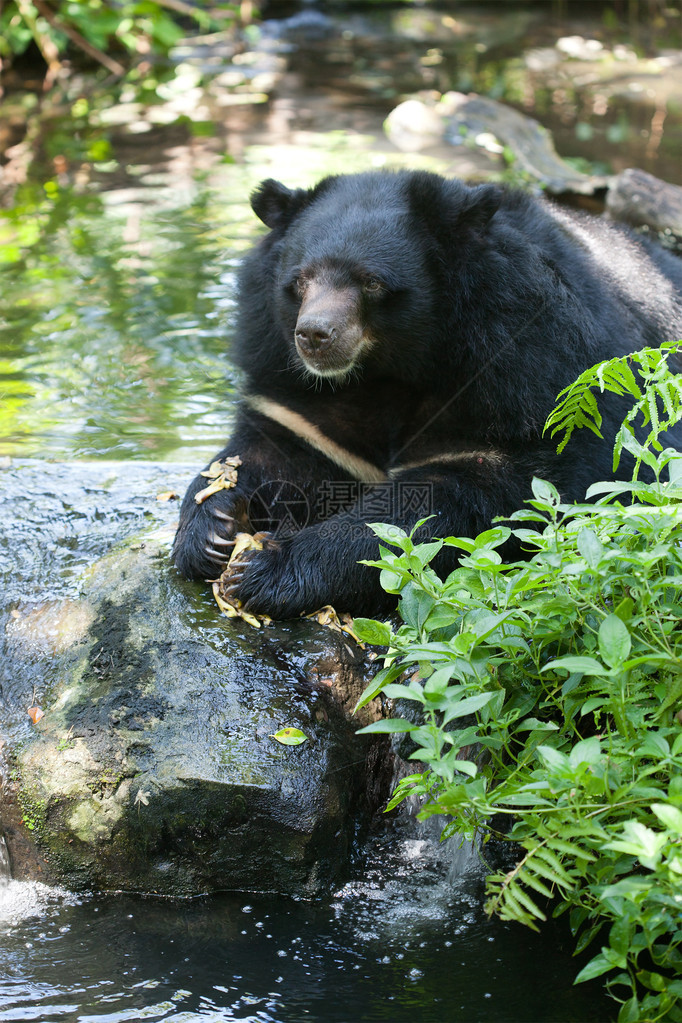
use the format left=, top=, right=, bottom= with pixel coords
left=0, top=879, right=77, bottom=928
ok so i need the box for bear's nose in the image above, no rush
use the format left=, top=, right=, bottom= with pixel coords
left=295, top=320, right=338, bottom=352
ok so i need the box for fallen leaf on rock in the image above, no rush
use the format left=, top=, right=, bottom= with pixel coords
left=305, top=605, right=365, bottom=647
left=195, top=455, right=242, bottom=504
left=271, top=727, right=308, bottom=746
left=27, top=706, right=44, bottom=724
left=156, top=490, right=179, bottom=502
left=212, top=531, right=271, bottom=629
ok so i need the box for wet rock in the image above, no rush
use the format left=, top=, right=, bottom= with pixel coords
left=555, top=36, right=605, bottom=62
left=0, top=463, right=385, bottom=898
left=260, top=10, right=338, bottom=43
left=606, top=167, right=682, bottom=239
left=384, top=99, right=448, bottom=153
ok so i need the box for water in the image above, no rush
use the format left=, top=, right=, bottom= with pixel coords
left=0, top=825, right=610, bottom=1023
left=2, top=2, right=680, bottom=1019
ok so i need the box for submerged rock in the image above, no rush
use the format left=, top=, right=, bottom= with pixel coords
left=0, top=462, right=386, bottom=898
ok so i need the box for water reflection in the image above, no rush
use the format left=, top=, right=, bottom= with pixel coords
left=2, top=4, right=681, bottom=463
left=0, top=188, right=246, bottom=461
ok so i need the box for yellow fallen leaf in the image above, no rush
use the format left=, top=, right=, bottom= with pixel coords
left=28, top=706, right=44, bottom=724
left=305, top=605, right=365, bottom=646
left=211, top=536, right=272, bottom=629
left=228, top=531, right=263, bottom=565
left=156, top=490, right=179, bottom=502
left=200, top=456, right=242, bottom=480
left=195, top=455, right=242, bottom=504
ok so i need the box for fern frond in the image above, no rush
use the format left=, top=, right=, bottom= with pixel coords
left=546, top=385, right=604, bottom=454
left=485, top=839, right=575, bottom=932
left=544, top=341, right=682, bottom=456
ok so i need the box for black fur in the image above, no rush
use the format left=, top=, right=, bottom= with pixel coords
left=172, top=170, right=682, bottom=618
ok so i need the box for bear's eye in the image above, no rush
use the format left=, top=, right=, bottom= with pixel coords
left=287, top=275, right=305, bottom=298
left=362, top=277, right=384, bottom=295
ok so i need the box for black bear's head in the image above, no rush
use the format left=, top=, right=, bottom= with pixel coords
left=250, top=171, right=503, bottom=384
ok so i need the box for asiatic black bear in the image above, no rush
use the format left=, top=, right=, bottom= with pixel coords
left=172, top=171, right=682, bottom=617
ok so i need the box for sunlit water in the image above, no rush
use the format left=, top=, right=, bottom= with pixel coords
left=2, top=3, right=681, bottom=1019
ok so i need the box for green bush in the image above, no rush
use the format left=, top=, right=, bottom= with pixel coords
left=355, top=341, right=682, bottom=1023
left=0, top=1, right=245, bottom=77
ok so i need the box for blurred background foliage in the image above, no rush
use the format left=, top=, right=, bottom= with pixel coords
left=0, top=1, right=677, bottom=95
left=0, top=1, right=256, bottom=85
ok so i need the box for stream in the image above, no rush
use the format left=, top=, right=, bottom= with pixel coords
left=2, top=1, right=680, bottom=1018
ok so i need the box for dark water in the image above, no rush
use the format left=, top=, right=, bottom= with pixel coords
left=2, top=2, right=679, bottom=1020
left=0, top=830, right=611, bottom=1023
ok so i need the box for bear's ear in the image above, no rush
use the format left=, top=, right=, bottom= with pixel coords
left=408, top=173, right=501, bottom=237
left=250, top=179, right=311, bottom=230
left=458, top=183, right=501, bottom=230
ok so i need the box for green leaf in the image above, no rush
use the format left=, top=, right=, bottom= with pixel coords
left=442, top=691, right=496, bottom=724
left=379, top=567, right=405, bottom=593
left=354, top=661, right=405, bottom=710
left=399, top=584, right=435, bottom=631
left=368, top=522, right=410, bottom=549
left=568, top=735, right=602, bottom=769
left=578, top=527, right=604, bottom=568
left=605, top=822, right=667, bottom=868
left=531, top=478, right=560, bottom=506
left=271, top=727, right=308, bottom=746
left=600, top=877, right=651, bottom=901
left=536, top=745, right=570, bottom=773
left=617, top=997, right=641, bottom=1023
left=651, top=803, right=682, bottom=835
left=609, top=916, right=634, bottom=957
left=636, top=969, right=667, bottom=992
left=423, top=664, right=458, bottom=693
left=598, top=614, right=631, bottom=668
left=351, top=618, right=393, bottom=646
left=412, top=540, right=443, bottom=566
left=541, top=656, right=606, bottom=676
left=356, top=719, right=417, bottom=735
left=382, top=683, right=426, bottom=703
left=574, top=953, right=617, bottom=984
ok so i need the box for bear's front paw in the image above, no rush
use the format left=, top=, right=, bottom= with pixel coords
left=222, top=542, right=310, bottom=619
left=172, top=486, right=248, bottom=580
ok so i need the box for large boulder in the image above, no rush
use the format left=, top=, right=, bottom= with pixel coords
left=0, top=462, right=386, bottom=897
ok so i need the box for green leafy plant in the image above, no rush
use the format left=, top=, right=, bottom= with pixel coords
left=0, top=1, right=249, bottom=82
left=355, top=341, right=682, bottom=1022
left=545, top=339, right=682, bottom=473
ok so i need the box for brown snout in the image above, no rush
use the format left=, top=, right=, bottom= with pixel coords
left=295, top=281, right=362, bottom=362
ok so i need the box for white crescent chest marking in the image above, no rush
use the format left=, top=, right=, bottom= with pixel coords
left=245, top=394, right=387, bottom=483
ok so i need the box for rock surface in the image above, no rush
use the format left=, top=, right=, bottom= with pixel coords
left=385, top=93, right=608, bottom=194
left=606, top=167, right=682, bottom=238
left=0, top=462, right=385, bottom=898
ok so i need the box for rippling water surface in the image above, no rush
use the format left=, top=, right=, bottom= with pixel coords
left=0, top=826, right=610, bottom=1023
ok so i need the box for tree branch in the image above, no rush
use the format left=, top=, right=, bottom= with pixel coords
left=32, top=0, right=126, bottom=77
